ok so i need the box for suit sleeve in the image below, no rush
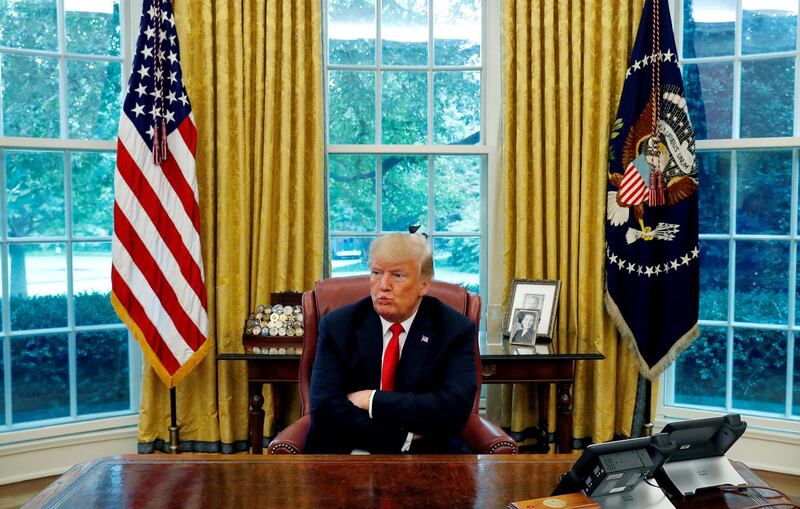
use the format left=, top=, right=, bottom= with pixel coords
left=307, top=315, right=408, bottom=453
left=370, top=319, right=476, bottom=436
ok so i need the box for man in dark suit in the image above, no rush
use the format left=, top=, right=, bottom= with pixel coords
left=305, top=233, right=477, bottom=453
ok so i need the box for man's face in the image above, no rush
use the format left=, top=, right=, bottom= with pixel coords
left=521, top=314, right=534, bottom=329
left=369, top=256, right=430, bottom=323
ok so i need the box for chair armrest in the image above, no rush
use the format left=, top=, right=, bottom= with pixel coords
left=267, top=414, right=311, bottom=454
left=461, top=413, right=518, bottom=454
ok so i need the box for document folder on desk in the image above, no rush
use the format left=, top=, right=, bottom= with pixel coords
left=508, top=492, right=600, bottom=509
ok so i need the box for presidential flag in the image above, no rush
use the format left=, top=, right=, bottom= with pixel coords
left=111, top=0, right=209, bottom=388
left=604, top=0, right=699, bottom=380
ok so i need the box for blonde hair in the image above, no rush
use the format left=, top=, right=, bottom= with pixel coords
left=368, top=233, right=433, bottom=279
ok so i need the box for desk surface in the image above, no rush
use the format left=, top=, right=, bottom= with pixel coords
left=24, top=454, right=789, bottom=509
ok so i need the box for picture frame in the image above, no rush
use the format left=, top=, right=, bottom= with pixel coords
left=508, top=308, right=540, bottom=346
left=503, top=279, right=562, bottom=339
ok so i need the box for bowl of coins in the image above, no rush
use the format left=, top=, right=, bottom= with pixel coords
left=243, top=298, right=305, bottom=356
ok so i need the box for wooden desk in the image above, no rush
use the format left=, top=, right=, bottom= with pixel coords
left=217, top=340, right=604, bottom=454
left=24, top=454, right=790, bottom=509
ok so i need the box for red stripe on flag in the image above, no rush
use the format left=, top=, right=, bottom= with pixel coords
left=619, top=162, right=648, bottom=206
left=160, top=148, right=201, bottom=233
left=111, top=266, right=182, bottom=375
left=177, top=116, right=197, bottom=154
left=114, top=204, right=206, bottom=351
left=117, top=140, right=208, bottom=308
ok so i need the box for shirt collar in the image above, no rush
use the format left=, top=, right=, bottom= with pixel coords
left=379, top=308, right=419, bottom=337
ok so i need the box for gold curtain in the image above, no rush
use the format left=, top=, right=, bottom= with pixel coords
left=501, top=0, right=646, bottom=446
left=137, top=0, right=324, bottom=451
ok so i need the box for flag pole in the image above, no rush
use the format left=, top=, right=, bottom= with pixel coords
left=169, top=387, right=180, bottom=454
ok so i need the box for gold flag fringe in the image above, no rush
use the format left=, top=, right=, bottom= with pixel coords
left=604, top=288, right=700, bottom=381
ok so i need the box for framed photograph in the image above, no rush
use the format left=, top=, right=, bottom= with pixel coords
left=503, top=279, right=562, bottom=339
left=508, top=308, right=540, bottom=346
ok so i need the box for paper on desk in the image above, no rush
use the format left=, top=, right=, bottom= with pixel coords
left=593, top=481, right=675, bottom=509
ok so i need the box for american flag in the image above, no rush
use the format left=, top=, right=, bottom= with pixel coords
left=111, top=0, right=208, bottom=388
left=618, top=161, right=649, bottom=206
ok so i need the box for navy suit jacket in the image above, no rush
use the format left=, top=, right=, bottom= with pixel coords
left=304, top=295, right=477, bottom=454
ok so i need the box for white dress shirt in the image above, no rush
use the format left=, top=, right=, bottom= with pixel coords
left=367, top=310, right=418, bottom=452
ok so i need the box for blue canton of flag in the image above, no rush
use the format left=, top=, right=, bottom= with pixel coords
left=604, top=0, right=699, bottom=380
left=124, top=0, right=191, bottom=152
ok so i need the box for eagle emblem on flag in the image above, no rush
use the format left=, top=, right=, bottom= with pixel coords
left=604, top=0, right=700, bottom=379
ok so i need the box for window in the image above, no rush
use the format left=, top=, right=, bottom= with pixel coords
left=664, top=0, right=799, bottom=427
left=324, top=0, right=488, bottom=298
left=0, top=0, right=139, bottom=432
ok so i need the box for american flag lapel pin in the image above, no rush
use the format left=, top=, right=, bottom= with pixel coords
left=421, top=335, right=429, bottom=343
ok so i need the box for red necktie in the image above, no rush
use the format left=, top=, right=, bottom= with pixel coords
left=381, top=323, right=404, bottom=392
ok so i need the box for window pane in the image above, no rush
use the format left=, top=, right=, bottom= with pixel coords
left=67, top=59, right=121, bottom=139
left=382, top=0, right=427, bottom=66
left=329, top=154, right=376, bottom=232
left=74, top=242, right=115, bottom=326
left=72, top=151, right=115, bottom=236
left=328, top=70, right=375, bottom=144
left=1, top=54, right=60, bottom=138
left=434, top=155, right=480, bottom=232
left=330, top=236, right=373, bottom=277
left=65, top=0, right=120, bottom=56
left=734, top=240, right=788, bottom=324
left=699, top=240, right=728, bottom=321
left=382, top=71, right=427, bottom=145
left=433, top=0, right=480, bottom=65
left=698, top=151, right=730, bottom=233
left=683, top=62, right=733, bottom=140
left=77, top=329, right=129, bottom=415
left=5, top=150, right=65, bottom=237
left=732, top=328, right=786, bottom=414
left=11, top=333, right=69, bottom=423
left=9, top=243, right=67, bottom=330
left=328, top=0, right=375, bottom=65
left=740, top=58, right=795, bottom=138
left=433, top=236, right=479, bottom=293
left=381, top=155, right=427, bottom=231
left=433, top=71, right=480, bottom=145
left=674, top=327, right=726, bottom=408
left=736, top=150, right=791, bottom=235
left=742, top=0, right=796, bottom=55
left=681, top=0, right=735, bottom=58
left=0, top=0, right=58, bottom=50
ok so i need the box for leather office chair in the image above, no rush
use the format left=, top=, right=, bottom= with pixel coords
left=267, top=275, right=518, bottom=454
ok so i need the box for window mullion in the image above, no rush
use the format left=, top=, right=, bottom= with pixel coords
left=427, top=0, right=434, bottom=144
left=0, top=148, right=9, bottom=428
left=786, top=149, right=799, bottom=416
left=57, top=0, right=68, bottom=140
left=726, top=148, right=738, bottom=412
left=375, top=0, right=382, bottom=145
left=731, top=0, right=742, bottom=139
left=376, top=155, right=383, bottom=233
left=427, top=154, right=434, bottom=234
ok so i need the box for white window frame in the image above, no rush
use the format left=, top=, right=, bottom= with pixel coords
left=323, top=0, right=500, bottom=318
left=0, top=0, right=142, bottom=480
left=657, top=0, right=800, bottom=474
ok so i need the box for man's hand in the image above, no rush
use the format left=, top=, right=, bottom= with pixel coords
left=347, top=390, right=373, bottom=411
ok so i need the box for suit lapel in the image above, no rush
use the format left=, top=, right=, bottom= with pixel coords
left=395, top=298, right=433, bottom=392
left=357, top=306, right=383, bottom=388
